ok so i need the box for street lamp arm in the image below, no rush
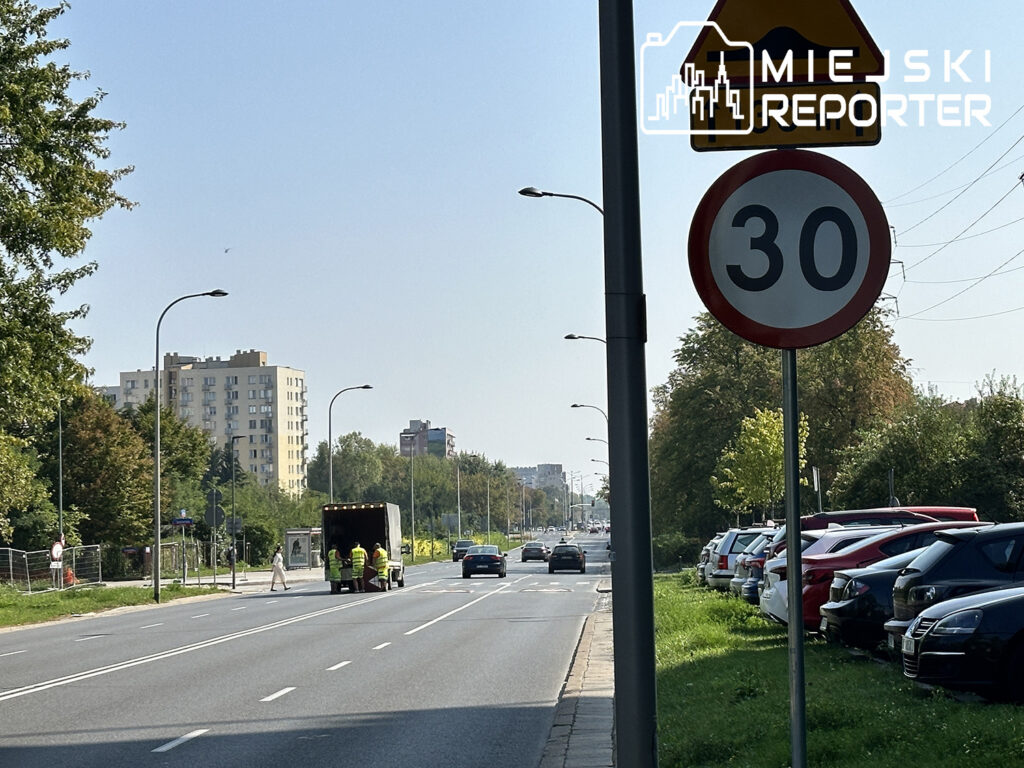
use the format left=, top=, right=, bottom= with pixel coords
left=565, top=333, right=607, bottom=344
left=327, top=384, right=373, bottom=504
left=518, top=186, right=604, bottom=215
left=571, top=402, right=609, bottom=423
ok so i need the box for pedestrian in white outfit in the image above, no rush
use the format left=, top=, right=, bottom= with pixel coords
left=270, top=545, right=289, bottom=591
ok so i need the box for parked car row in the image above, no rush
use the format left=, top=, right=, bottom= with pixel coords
left=695, top=508, right=1024, bottom=700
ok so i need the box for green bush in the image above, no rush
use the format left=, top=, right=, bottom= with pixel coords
left=652, top=532, right=703, bottom=570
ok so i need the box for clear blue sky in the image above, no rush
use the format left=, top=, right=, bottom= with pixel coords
left=50, top=2, right=1023, bottom=489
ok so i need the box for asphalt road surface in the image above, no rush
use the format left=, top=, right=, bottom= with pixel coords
left=0, top=532, right=609, bottom=768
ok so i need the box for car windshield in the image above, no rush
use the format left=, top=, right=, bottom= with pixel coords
left=467, top=545, right=499, bottom=555
left=553, top=545, right=579, bottom=554
left=525, top=542, right=543, bottom=548
left=456, top=540, right=474, bottom=548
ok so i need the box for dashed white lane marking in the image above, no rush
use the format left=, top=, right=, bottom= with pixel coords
left=327, top=661, right=351, bottom=671
left=0, top=649, right=27, bottom=658
left=191, top=614, right=209, bottom=619
left=139, top=623, right=163, bottom=629
left=230, top=606, right=246, bottom=611
left=260, top=686, right=296, bottom=702
left=152, top=729, right=209, bottom=753
left=372, top=642, right=390, bottom=650
left=267, top=600, right=279, bottom=604
left=73, top=635, right=103, bottom=642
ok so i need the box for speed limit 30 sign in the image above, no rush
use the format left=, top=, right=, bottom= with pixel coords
left=688, top=150, right=890, bottom=349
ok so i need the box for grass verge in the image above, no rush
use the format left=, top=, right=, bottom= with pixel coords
left=0, top=583, right=224, bottom=628
left=656, top=572, right=1024, bottom=768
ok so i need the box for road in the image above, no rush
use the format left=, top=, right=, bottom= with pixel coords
left=0, top=532, right=609, bottom=768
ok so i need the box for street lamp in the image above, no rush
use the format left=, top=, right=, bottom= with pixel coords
left=327, top=384, right=373, bottom=503
left=518, top=186, right=604, bottom=216
left=229, top=434, right=244, bottom=590
left=565, top=333, right=607, bottom=344
left=571, top=402, right=609, bottom=423
left=591, top=458, right=609, bottom=467
left=154, top=289, right=228, bottom=602
left=586, top=436, right=608, bottom=445
left=401, top=434, right=416, bottom=562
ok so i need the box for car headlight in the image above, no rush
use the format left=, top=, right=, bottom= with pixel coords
left=931, top=610, right=982, bottom=635
left=909, top=585, right=940, bottom=603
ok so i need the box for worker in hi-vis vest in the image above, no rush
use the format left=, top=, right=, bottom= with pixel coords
left=328, top=543, right=343, bottom=594
left=350, top=541, right=368, bottom=592
left=373, top=542, right=389, bottom=589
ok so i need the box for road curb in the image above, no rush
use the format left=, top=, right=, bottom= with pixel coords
left=540, top=595, right=615, bottom=768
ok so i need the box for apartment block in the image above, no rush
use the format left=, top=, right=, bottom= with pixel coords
left=117, top=349, right=308, bottom=491
left=399, top=419, right=456, bottom=458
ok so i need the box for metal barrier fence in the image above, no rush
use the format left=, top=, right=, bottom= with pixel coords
left=0, top=545, right=102, bottom=593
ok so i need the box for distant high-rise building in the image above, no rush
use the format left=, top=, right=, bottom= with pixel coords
left=114, top=349, right=308, bottom=492
left=400, top=419, right=456, bottom=458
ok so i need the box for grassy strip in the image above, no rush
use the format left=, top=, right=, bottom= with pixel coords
left=0, top=583, right=224, bottom=628
left=656, top=572, right=1024, bottom=767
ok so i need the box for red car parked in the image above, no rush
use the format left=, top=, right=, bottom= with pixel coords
left=799, top=521, right=991, bottom=630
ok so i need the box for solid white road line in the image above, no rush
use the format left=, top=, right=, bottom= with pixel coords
left=404, top=578, right=525, bottom=636
left=326, top=661, right=351, bottom=671
left=152, top=729, right=209, bottom=753
left=260, top=686, right=295, bottom=702
left=0, top=650, right=27, bottom=658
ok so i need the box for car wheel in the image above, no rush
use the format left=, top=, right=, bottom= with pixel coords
left=548, top=567, right=555, bottom=574
left=453, top=556, right=458, bottom=562
left=1001, top=646, right=1024, bottom=702
left=463, top=573, right=470, bottom=578
left=580, top=565, right=586, bottom=574
left=521, top=557, right=526, bottom=562
left=500, top=571, right=506, bottom=578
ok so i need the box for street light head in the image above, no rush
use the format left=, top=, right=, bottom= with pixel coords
left=206, top=289, right=229, bottom=297
left=571, top=403, right=583, bottom=408
left=518, top=186, right=547, bottom=198
left=359, top=384, right=373, bottom=389
left=565, top=333, right=580, bottom=340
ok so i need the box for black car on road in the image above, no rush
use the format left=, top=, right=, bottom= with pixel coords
left=452, top=539, right=476, bottom=562
left=549, top=544, right=586, bottom=574
left=462, top=545, right=507, bottom=578
left=521, top=541, right=550, bottom=562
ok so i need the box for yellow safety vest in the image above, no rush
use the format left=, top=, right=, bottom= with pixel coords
left=351, top=546, right=367, bottom=573
left=328, top=549, right=342, bottom=580
left=374, top=547, right=388, bottom=574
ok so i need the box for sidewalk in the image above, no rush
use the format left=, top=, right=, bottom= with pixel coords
left=540, top=586, right=615, bottom=768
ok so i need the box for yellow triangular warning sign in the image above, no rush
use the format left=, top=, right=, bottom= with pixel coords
left=685, top=0, right=884, bottom=84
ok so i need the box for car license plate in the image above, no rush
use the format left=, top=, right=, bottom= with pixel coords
left=819, top=617, right=828, bottom=633
left=887, top=633, right=895, bottom=650
left=901, top=635, right=915, bottom=655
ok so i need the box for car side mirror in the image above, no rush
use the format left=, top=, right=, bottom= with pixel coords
left=400, top=544, right=411, bottom=555
left=582, top=550, right=587, bottom=554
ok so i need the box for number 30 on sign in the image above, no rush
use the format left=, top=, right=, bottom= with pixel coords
left=688, top=150, right=890, bottom=349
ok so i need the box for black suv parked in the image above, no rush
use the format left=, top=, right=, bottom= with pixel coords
left=884, top=523, right=1024, bottom=651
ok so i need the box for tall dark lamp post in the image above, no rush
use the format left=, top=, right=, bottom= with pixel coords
left=154, top=289, right=228, bottom=603
left=230, top=434, right=244, bottom=590
left=402, top=434, right=416, bottom=562
left=327, top=384, right=373, bottom=503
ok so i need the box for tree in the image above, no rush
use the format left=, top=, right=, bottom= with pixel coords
left=59, top=392, right=152, bottom=545
left=0, top=433, right=51, bottom=544
left=711, top=407, right=808, bottom=523
left=649, top=309, right=912, bottom=539
left=0, top=1, right=132, bottom=538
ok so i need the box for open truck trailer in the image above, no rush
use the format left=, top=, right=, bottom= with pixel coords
left=321, top=502, right=406, bottom=592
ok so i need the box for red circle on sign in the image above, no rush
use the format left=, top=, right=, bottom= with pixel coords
left=688, top=149, right=890, bottom=349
